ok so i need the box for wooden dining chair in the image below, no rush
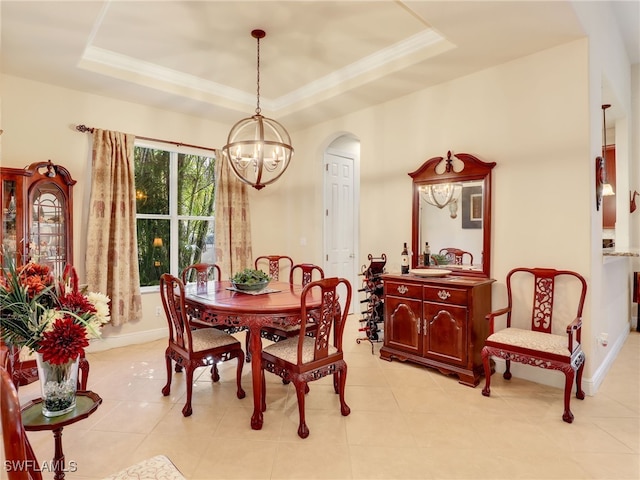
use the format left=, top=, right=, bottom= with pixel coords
left=254, top=255, right=293, bottom=281
left=438, top=248, right=474, bottom=265
left=160, top=274, right=246, bottom=417
left=245, top=255, right=295, bottom=359
left=181, top=263, right=240, bottom=374
left=260, top=263, right=325, bottom=343
left=181, top=262, right=221, bottom=284
left=260, top=277, right=352, bottom=438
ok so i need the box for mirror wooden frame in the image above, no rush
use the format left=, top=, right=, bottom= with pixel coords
left=409, top=151, right=496, bottom=278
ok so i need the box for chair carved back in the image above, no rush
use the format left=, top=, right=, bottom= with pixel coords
left=181, top=263, right=221, bottom=284
left=299, top=277, right=352, bottom=364
left=290, top=263, right=324, bottom=287
left=254, top=255, right=293, bottom=281
left=160, top=274, right=193, bottom=352
left=506, top=267, right=587, bottom=337
left=439, top=248, right=473, bottom=266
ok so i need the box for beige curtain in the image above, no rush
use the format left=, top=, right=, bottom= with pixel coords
left=85, top=129, right=142, bottom=326
left=214, top=149, right=252, bottom=279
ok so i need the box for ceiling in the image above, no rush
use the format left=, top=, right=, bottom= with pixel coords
left=2, top=1, right=638, bottom=130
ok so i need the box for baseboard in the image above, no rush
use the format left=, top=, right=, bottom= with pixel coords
left=583, top=328, right=628, bottom=395
left=86, top=328, right=167, bottom=353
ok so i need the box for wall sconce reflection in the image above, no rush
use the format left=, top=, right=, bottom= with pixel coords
left=448, top=198, right=459, bottom=218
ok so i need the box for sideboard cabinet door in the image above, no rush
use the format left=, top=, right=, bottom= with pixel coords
left=424, top=302, right=468, bottom=365
left=384, top=294, right=422, bottom=356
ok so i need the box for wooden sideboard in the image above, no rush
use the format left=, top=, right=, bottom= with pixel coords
left=380, top=273, right=495, bottom=386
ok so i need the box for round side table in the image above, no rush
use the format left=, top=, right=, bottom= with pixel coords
left=21, top=391, right=102, bottom=480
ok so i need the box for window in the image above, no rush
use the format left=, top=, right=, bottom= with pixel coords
left=134, top=141, right=216, bottom=288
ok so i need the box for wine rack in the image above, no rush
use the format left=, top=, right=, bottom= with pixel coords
left=356, top=253, right=386, bottom=354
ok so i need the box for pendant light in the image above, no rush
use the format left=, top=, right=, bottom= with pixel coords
left=596, top=104, right=615, bottom=210
left=222, top=29, right=294, bottom=190
left=601, top=104, right=615, bottom=197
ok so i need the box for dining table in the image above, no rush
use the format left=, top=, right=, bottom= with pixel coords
left=183, top=280, right=322, bottom=430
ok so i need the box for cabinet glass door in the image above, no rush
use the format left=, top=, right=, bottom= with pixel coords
left=30, top=183, right=66, bottom=277
left=2, top=179, right=19, bottom=266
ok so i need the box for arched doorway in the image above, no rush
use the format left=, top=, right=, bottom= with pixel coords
left=323, top=134, right=360, bottom=313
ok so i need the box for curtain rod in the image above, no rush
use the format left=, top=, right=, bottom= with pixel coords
left=75, top=124, right=218, bottom=154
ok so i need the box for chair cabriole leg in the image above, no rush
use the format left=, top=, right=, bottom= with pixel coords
left=236, top=352, right=246, bottom=399
left=576, top=355, right=586, bottom=400
left=562, top=369, right=575, bottom=423
left=481, top=347, right=491, bottom=397
left=293, top=378, right=309, bottom=438
left=503, top=358, right=512, bottom=380
left=211, top=363, right=220, bottom=382
left=182, top=366, right=194, bottom=417
left=338, top=364, right=350, bottom=416
left=162, top=350, right=172, bottom=396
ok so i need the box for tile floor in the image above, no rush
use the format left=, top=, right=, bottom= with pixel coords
left=12, top=319, right=640, bottom=480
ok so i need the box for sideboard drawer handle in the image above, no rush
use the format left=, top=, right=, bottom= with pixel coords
left=397, top=285, right=408, bottom=294
left=437, top=289, right=451, bottom=300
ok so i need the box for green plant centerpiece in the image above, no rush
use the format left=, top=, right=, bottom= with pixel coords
left=430, top=254, right=451, bottom=265
left=230, top=268, right=271, bottom=292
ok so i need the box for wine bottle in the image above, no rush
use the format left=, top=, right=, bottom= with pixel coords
left=423, top=242, right=431, bottom=266
left=401, top=242, right=409, bottom=274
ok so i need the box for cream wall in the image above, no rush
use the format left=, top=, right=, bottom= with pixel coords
left=1, top=34, right=635, bottom=393
left=1, top=75, right=233, bottom=349
left=250, top=39, right=625, bottom=394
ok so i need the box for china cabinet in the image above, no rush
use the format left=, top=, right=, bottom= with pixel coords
left=1, top=160, right=75, bottom=276
left=380, top=151, right=496, bottom=386
left=1, top=161, right=75, bottom=385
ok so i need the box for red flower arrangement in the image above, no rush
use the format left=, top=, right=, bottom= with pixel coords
left=38, top=317, right=90, bottom=365
left=0, top=261, right=111, bottom=363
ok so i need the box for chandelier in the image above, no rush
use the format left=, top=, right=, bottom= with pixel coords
left=420, top=183, right=462, bottom=209
left=222, top=29, right=294, bottom=190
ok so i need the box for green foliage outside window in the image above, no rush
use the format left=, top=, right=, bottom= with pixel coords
left=135, top=146, right=215, bottom=287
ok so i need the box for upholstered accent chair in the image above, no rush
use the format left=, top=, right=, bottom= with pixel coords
left=481, top=267, right=588, bottom=423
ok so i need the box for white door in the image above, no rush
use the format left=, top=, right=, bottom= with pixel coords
left=324, top=149, right=358, bottom=313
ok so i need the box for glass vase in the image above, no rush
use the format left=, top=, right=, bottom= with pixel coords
left=36, top=353, right=79, bottom=417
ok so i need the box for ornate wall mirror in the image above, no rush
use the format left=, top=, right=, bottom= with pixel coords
left=409, top=151, right=496, bottom=278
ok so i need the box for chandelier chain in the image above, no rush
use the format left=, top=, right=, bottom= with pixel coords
left=255, top=35, right=261, bottom=115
